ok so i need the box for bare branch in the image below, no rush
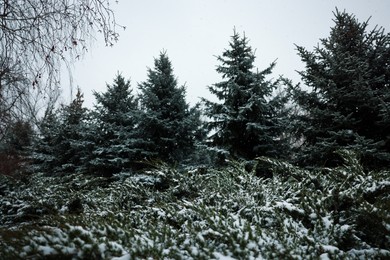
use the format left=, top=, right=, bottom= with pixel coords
left=0, top=0, right=122, bottom=139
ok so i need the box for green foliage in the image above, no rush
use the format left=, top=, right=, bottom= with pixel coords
left=203, top=30, right=290, bottom=161
left=32, top=89, right=92, bottom=174
left=1, top=151, right=389, bottom=259
left=138, top=51, right=203, bottom=163
left=290, top=9, right=390, bottom=169
left=90, top=74, right=147, bottom=175
left=5, top=9, right=390, bottom=259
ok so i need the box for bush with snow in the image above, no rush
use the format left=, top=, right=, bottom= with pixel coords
left=0, top=151, right=389, bottom=259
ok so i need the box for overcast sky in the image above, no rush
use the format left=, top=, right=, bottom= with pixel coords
left=68, top=0, right=390, bottom=108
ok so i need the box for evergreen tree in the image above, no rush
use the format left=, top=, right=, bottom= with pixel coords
left=0, top=119, right=33, bottom=175
left=138, top=52, right=201, bottom=163
left=203, top=31, right=290, bottom=161
left=90, top=74, right=145, bottom=174
left=32, top=89, right=91, bottom=173
left=31, top=105, right=60, bottom=172
left=60, top=89, right=93, bottom=173
left=290, top=9, right=390, bottom=169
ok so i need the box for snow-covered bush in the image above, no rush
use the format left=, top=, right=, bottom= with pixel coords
left=0, top=151, right=389, bottom=259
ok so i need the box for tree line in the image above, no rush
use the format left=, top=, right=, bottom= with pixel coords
left=1, top=9, right=389, bottom=176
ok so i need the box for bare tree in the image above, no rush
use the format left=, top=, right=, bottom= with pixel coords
left=0, top=0, right=122, bottom=139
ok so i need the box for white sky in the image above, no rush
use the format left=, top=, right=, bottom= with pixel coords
left=68, top=0, right=390, bottom=108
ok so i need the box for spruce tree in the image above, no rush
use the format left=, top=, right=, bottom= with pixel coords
left=138, top=51, right=201, bottom=163
left=203, top=31, right=289, bottom=160
left=31, top=105, right=60, bottom=172
left=59, top=89, right=92, bottom=173
left=32, top=89, right=91, bottom=173
left=90, top=74, right=144, bottom=174
left=290, top=9, right=390, bottom=169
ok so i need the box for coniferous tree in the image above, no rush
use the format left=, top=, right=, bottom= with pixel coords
left=32, top=89, right=91, bottom=173
left=60, top=89, right=92, bottom=173
left=90, top=74, right=145, bottom=174
left=31, top=104, right=60, bottom=172
left=290, top=9, right=390, bottom=169
left=138, top=52, right=201, bottom=163
left=203, top=31, right=290, bottom=161
left=0, top=119, right=33, bottom=175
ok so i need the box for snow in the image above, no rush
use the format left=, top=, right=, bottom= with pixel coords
left=190, top=246, right=199, bottom=256
left=322, top=245, right=339, bottom=253
left=202, top=228, right=222, bottom=237
left=213, top=252, right=237, bottom=259
left=246, top=241, right=257, bottom=250
left=319, top=253, right=330, bottom=260
left=322, top=216, right=332, bottom=229
left=22, top=245, right=32, bottom=253
left=340, top=224, right=351, bottom=232
left=275, top=201, right=304, bottom=214
left=98, top=243, right=107, bottom=256
left=60, top=246, right=77, bottom=255
left=1, top=155, right=389, bottom=259
left=112, top=254, right=131, bottom=260
left=38, top=245, right=56, bottom=255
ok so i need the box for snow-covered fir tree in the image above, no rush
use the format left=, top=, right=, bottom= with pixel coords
left=203, top=31, right=290, bottom=161
left=32, top=89, right=91, bottom=173
left=138, top=51, right=202, bottom=163
left=290, top=9, right=390, bottom=169
left=31, top=104, right=60, bottom=172
left=90, top=74, right=145, bottom=174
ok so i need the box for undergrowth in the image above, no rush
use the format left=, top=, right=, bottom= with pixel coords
left=0, top=150, right=389, bottom=259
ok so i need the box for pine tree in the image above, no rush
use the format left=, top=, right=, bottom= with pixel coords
left=138, top=51, right=201, bottom=163
left=290, top=9, right=390, bottom=169
left=31, top=105, right=61, bottom=172
left=203, top=31, right=290, bottom=161
left=60, top=89, right=93, bottom=173
left=90, top=74, right=144, bottom=174
left=32, top=88, right=91, bottom=173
